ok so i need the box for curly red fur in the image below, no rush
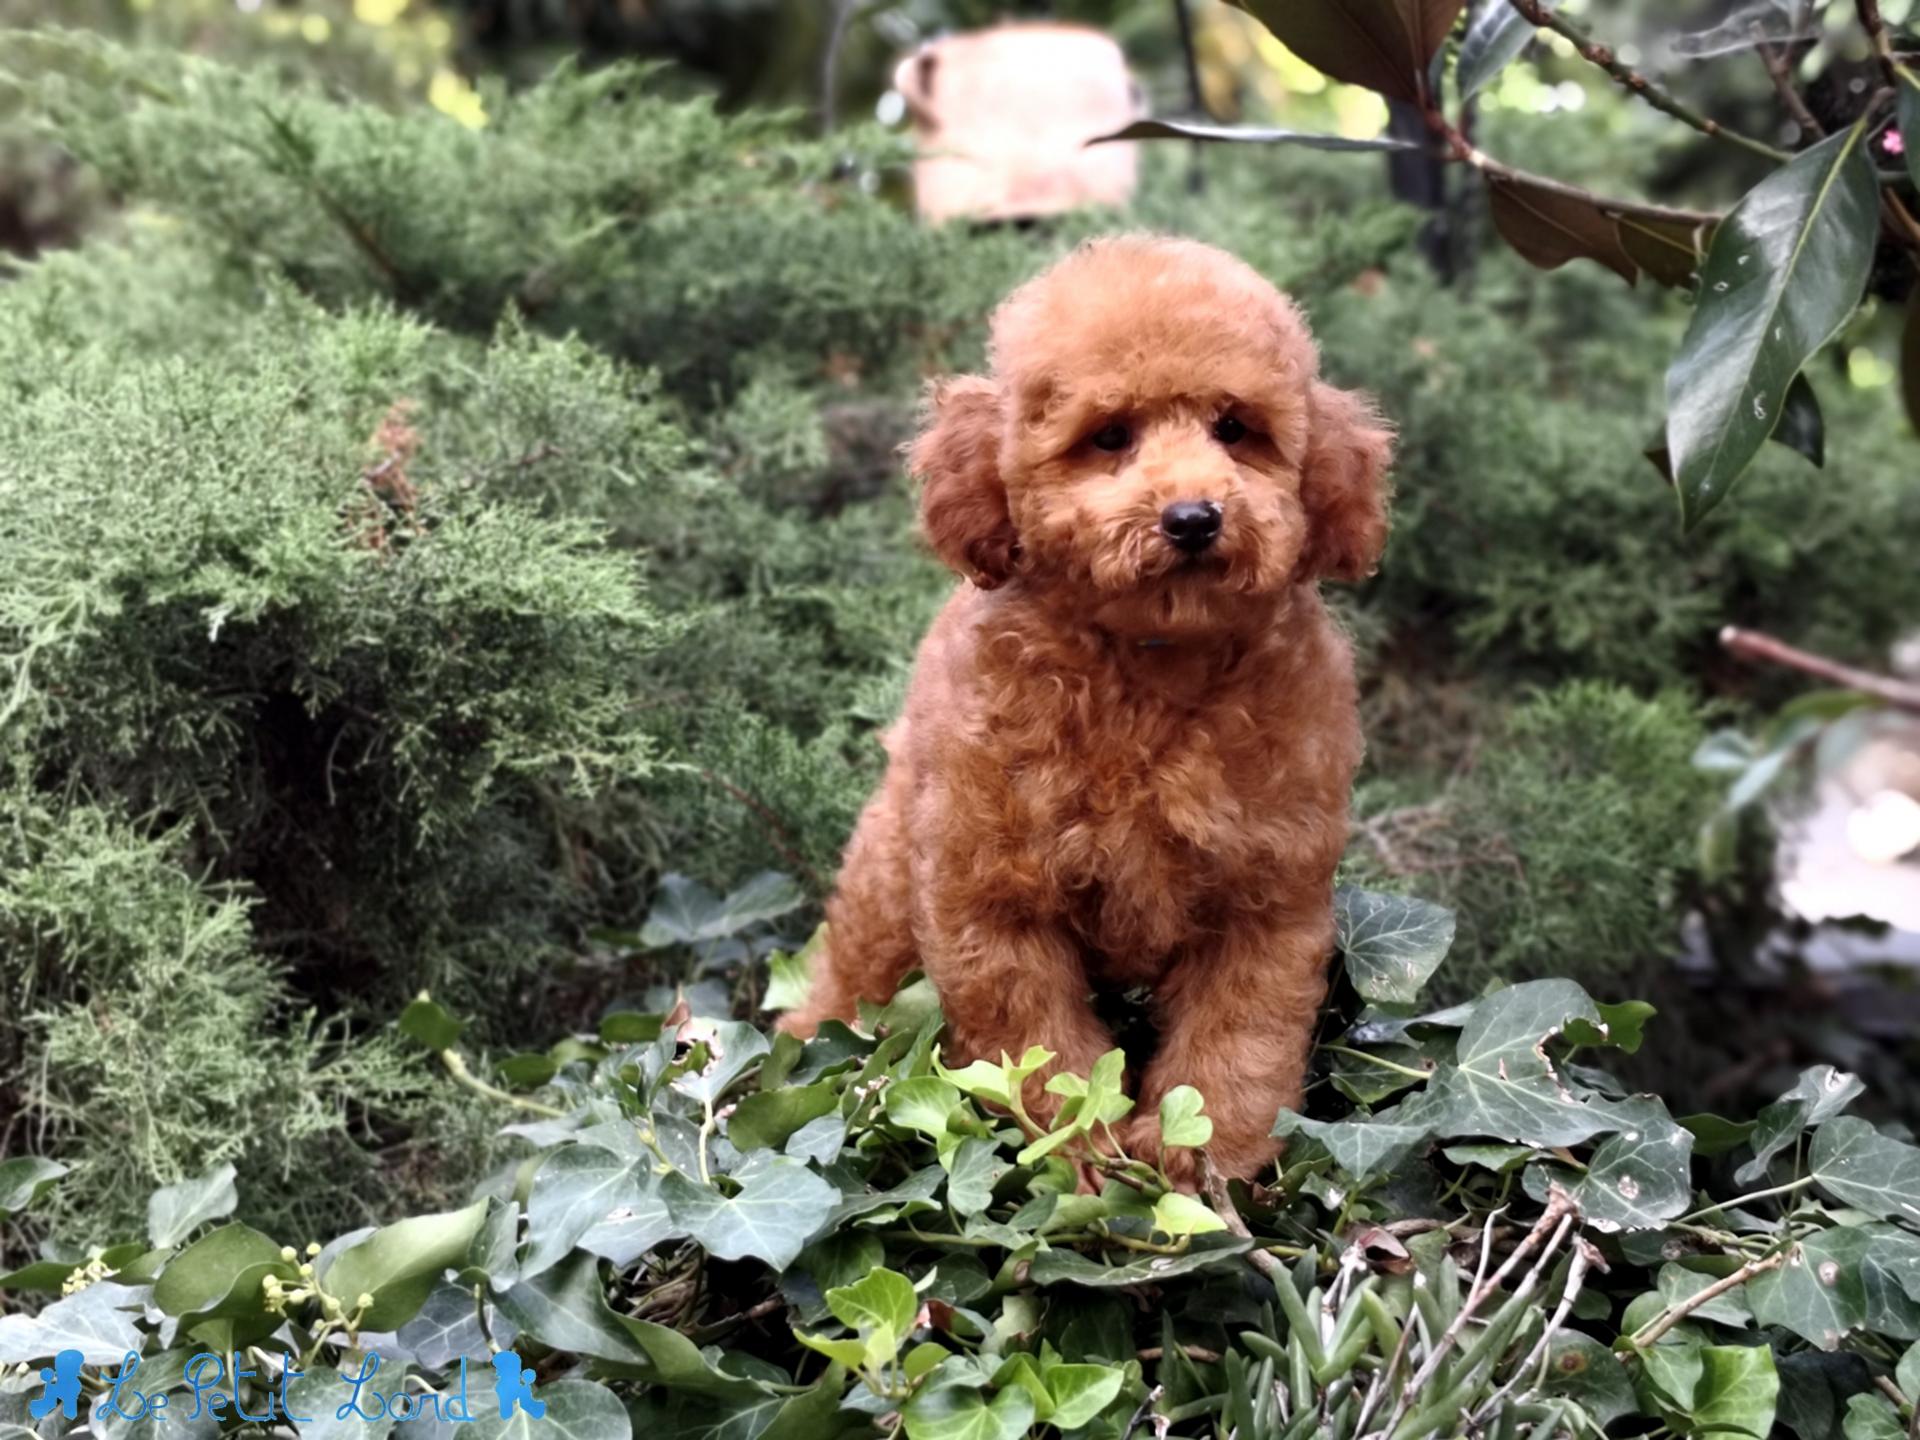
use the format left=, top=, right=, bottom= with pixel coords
left=780, top=235, right=1394, bottom=1184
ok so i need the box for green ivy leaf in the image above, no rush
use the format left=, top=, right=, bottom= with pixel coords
left=1423, top=980, right=1622, bottom=1147
left=1563, top=1000, right=1657, bottom=1055
left=672, top=1021, right=772, bottom=1106
left=1750, top=1227, right=1872, bottom=1349
left=1738, top=1066, right=1864, bottom=1186
left=1150, top=1192, right=1227, bottom=1238
left=662, top=1157, right=837, bottom=1270
left=0, top=1157, right=69, bottom=1219
left=1043, top=1363, right=1126, bottom=1429
left=826, top=1267, right=917, bottom=1355
left=1841, top=1392, right=1906, bottom=1440
left=0, top=1280, right=147, bottom=1364
left=320, top=1199, right=489, bottom=1331
left=1690, top=1344, right=1780, bottom=1440
left=495, top=1251, right=650, bottom=1367
left=1898, top=1341, right=1920, bottom=1404
left=1540, top=1332, right=1636, bottom=1428
left=521, top=1146, right=656, bottom=1279
left=1335, top=888, right=1456, bottom=1005
left=146, top=1163, right=239, bottom=1251
left=1029, top=1233, right=1251, bottom=1288
left=902, top=1382, right=1035, bottom=1440
left=1271, top=1110, right=1430, bottom=1185
left=1158, top=1087, right=1214, bottom=1148
left=762, top=939, right=818, bottom=1014
left=728, top=1082, right=840, bottom=1152
left=1663, top=123, right=1879, bottom=527
left=464, top=1379, right=632, bottom=1440
left=152, top=1222, right=295, bottom=1347
left=886, top=1077, right=963, bottom=1140
left=944, top=1139, right=1009, bottom=1217
left=397, top=993, right=464, bottom=1051
left=1553, top=1099, right=1695, bottom=1233
left=1809, top=1117, right=1920, bottom=1222
left=641, top=871, right=803, bottom=948
left=1658, top=1263, right=1752, bottom=1329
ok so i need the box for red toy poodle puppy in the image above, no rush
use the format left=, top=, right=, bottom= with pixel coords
left=781, top=235, right=1393, bottom=1183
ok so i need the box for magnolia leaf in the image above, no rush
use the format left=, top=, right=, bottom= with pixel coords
left=1809, top=1117, right=1920, bottom=1222
left=1540, top=1332, right=1636, bottom=1427
left=321, top=1200, right=489, bottom=1332
left=1092, top=119, right=1414, bottom=151
left=0, top=1281, right=147, bottom=1364
left=1617, top=212, right=1715, bottom=288
left=1150, top=1192, right=1227, bottom=1237
left=1044, top=1365, right=1126, bottom=1429
left=1334, top=888, right=1456, bottom=1005
left=1842, top=1392, right=1905, bottom=1440
left=902, top=1383, right=1035, bottom=1440
left=1691, top=1344, right=1780, bottom=1440
left=145, top=1164, right=239, bottom=1251
left=0, top=1157, right=68, bottom=1219
left=728, top=1082, right=839, bottom=1152
left=1271, top=1110, right=1430, bottom=1184
left=662, top=1157, right=836, bottom=1270
left=1029, top=1232, right=1251, bottom=1288
left=1230, top=0, right=1466, bottom=103
left=1159, top=1086, right=1213, bottom=1148
left=1488, top=175, right=1639, bottom=284
left=464, top=1379, right=631, bottom=1440
left=1664, top=123, right=1878, bottom=527
left=1737, top=1065, right=1865, bottom=1185
left=1457, top=0, right=1552, bottom=99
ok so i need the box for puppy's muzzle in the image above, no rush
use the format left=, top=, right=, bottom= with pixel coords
left=1160, top=499, right=1222, bottom=554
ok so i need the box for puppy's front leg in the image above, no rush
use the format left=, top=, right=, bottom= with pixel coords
left=1127, top=912, right=1333, bottom=1185
left=924, top=917, right=1116, bottom=1127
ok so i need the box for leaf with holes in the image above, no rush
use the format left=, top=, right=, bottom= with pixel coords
left=1422, top=980, right=1623, bottom=1147
left=1663, top=123, right=1877, bottom=527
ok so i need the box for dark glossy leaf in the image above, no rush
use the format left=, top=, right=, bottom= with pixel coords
left=1664, top=124, right=1878, bottom=527
left=1457, top=0, right=1552, bottom=99
left=1091, top=119, right=1414, bottom=151
left=1617, top=212, right=1715, bottom=288
left=1229, top=0, right=1466, bottom=103
left=727, top=1082, right=840, bottom=1152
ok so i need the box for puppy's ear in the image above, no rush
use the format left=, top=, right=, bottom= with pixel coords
left=909, top=376, right=1019, bottom=589
left=1296, top=380, right=1393, bottom=583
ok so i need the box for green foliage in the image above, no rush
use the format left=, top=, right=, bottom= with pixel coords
left=5, top=894, right=1918, bottom=1439
left=1352, top=683, right=1717, bottom=999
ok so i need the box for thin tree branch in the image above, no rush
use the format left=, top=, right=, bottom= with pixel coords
left=1628, top=1251, right=1786, bottom=1348
left=1720, top=626, right=1920, bottom=714
left=1857, top=0, right=1904, bottom=88
left=1507, top=0, right=1791, bottom=161
left=1754, top=24, right=1824, bottom=139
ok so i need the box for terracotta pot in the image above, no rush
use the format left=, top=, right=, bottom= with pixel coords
left=894, top=23, right=1142, bottom=225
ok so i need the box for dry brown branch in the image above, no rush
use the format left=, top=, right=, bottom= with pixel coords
left=1721, top=626, right=1920, bottom=714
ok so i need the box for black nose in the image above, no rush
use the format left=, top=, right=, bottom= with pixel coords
left=1160, top=499, right=1222, bottom=554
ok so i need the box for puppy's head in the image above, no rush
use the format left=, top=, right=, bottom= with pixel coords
left=911, top=235, right=1392, bottom=639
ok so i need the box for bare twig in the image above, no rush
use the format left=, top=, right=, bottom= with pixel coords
left=1507, top=0, right=1791, bottom=161
left=1122, top=1384, right=1165, bottom=1439
left=1470, top=1238, right=1602, bottom=1425
left=1720, top=626, right=1920, bottom=714
left=1137, top=1343, right=1224, bottom=1364
left=1754, top=24, right=1824, bottom=138
left=1628, top=1251, right=1787, bottom=1348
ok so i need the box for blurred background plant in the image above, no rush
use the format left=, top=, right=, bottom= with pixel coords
left=0, top=0, right=1914, bottom=1267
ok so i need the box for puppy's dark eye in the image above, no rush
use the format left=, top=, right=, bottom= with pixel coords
left=1212, top=415, right=1248, bottom=445
left=1089, top=423, right=1131, bottom=452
